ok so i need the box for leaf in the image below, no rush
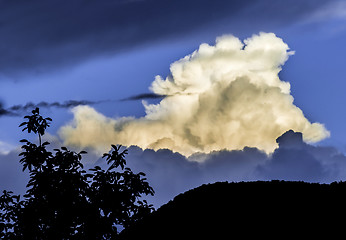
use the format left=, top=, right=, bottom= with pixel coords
left=108, top=165, right=116, bottom=171
left=19, top=122, right=27, bottom=127
left=61, top=146, right=68, bottom=151
left=32, top=107, right=39, bottom=114
left=90, top=166, right=102, bottom=172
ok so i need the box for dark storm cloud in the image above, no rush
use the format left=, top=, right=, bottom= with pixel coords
left=0, top=0, right=329, bottom=78
left=123, top=130, right=346, bottom=206
left=2, top=129, right=346, bottom=208
left=256, top=130, right=346, bottom=182
left=257, top=131, right=328, bottom=182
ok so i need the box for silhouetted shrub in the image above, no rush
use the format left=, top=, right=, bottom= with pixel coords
left=0, top=108, right=154, bottom=239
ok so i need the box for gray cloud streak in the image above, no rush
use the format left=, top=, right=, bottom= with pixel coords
left=119, top=93, right=166, bottom=101
left=0, top=93, right=169, bottom=117
left=0, top=100, right=106, bottom=117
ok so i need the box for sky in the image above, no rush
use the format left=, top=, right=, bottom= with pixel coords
left=1, top=0, right=346, bottom=207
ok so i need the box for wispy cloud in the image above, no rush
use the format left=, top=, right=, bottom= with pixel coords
left=0, top=94, right=171, bottom=117
left=307, top=0, right=346, bottom=22
left=0, top=100, right=106, bottom=117
left=0, top=103, right=17, bottom=117
left=120, top=93, right=166, bottom=101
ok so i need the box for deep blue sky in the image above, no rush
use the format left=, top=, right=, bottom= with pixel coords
left=1, top=0, right=346, bottom=206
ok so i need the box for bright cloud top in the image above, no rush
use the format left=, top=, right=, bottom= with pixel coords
left=59, top=33, right=329, bottom=157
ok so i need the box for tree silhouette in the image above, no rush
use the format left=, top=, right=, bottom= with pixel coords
left=0, top=108, right=154, bottom=239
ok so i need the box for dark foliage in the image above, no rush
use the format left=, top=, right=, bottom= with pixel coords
left=0, top=108, right=154, bottom=239
left=120, top=181, right=346, bottom=239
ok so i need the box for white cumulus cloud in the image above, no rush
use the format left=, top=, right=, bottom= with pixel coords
left=59, top=32, right=329, bottom=157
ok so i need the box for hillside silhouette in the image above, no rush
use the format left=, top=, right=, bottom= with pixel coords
left=120, top=180, right=346, bottom=239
